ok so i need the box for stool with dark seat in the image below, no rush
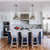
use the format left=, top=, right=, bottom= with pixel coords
left=21, top=29, right=29, bottom=48
left=10, top=29, right=18, bottom=48
left=31, top=29, right=39, bottom=48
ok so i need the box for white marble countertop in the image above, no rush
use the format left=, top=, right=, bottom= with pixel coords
left=10, top=29, right=43, bottom=37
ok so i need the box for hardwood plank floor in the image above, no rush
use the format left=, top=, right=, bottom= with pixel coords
left=0, top=38, right=50, bottom=50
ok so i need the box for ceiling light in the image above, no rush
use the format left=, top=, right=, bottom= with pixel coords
left=13, top=4, right=19, bottom=20
left=30, top=4, right=35, bottom=20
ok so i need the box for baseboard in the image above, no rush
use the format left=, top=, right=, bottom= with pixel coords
left=2, top=36, right=8, bottom=38
left=43, top=35, right=50, bottom=38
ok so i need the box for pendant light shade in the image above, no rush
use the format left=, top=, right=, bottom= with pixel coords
left=30, top=4, right=35, bottom=20
left=13, top=4, right=19, bottom=20
left=30, top=14, right=35, bottom=19
left=13, top=13, right=19, bottom=19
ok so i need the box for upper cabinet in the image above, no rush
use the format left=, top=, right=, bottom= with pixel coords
left=29, top=12, right=42, bottom=24
left=1, top=12, right=10, bottom=22
left=29, top=20, right=42, bottom=24
left=0, top=12, right=42, bottom=25
left=20, top=12, right=42, bottom=25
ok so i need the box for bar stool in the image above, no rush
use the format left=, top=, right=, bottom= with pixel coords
left=21, top=29, right=29, bottom=48
left=10, top=29, right=18, bottom=48
left=31, top=29, right=39, bottom=48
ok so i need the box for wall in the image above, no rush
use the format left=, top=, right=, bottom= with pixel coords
left=0, top=12, right=11, bottom=38
left=0, top=11, right=43, bottom=38
left=42, top=3, right=50, bottom=33
left=1, top=2, right=50, bottom=37
left=0, top=0, right=50, bottom=2
left=10, top=12, right=42, bottom=25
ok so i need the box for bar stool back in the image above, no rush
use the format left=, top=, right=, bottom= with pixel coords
left=10, top=29, right=18, bottom=48
left=31, top=29, right=39, bottom=48
left=21, top=29, right=29, bottom=48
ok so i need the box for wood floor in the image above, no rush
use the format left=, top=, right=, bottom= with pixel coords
left=0, top=38, right=50, bottom=50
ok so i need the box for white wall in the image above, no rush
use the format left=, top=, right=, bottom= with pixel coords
left=0, top=12, right=3, bottom=38
left=1, top=2, right=50, bottom=38
left=0, top=12, right=2, bottom=39
left=10, top=12, right=42, bottom=25
left=42, top=4, right=50, bottom=33
left=0, top=0, right=50, bottom=2
left=0, top=11, right=43, bottom=38
left=0, top=12, right=11, bottom=38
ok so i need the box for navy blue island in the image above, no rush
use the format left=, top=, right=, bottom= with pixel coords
left=8, top=31, right=41, bottom=45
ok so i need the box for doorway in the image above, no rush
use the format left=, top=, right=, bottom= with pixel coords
left=43, top=17, right=50, bottom=35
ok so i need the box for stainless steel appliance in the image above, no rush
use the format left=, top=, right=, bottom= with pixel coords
left=3, top=22, right=10, bottom=36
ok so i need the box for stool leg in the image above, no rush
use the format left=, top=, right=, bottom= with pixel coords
left=37, top=38, right=39, bottom=47
left=17, top=38, right=18, bottom=48
left=11, top=37, right=13, bottom=47
left=21, top=38, right=22, bottom=48
left=32, top=37, right=33, bottom=48
left=21, top=37, right=23, bottom=48
left=16, top=38, right=18, bottom=48
left=27, top=37, right=28, bottom=48
left=31, top=37, right=32, bottom=46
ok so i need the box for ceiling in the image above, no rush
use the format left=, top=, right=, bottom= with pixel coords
left=0, top=1, right=50, bottom=12
left=0, top=0, right=50, bottom=2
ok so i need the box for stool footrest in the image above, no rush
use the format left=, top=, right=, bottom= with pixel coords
left=13, top=42, right=17, bottom=43
left=33, top=42, right=37, bottom=43
left=23, top=42, right=27, bottom=43
left=33, top=45, right=39, bottom=46
left=22, top=45, right=27, bottom=46
left=11, top=45, right=17, bottom=47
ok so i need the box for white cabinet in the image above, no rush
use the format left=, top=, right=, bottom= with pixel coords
left=36, top=20, right=42, bottom=24
left=29, top=20, right=42, bottom=24
left=1, top=12, right=10, bottom=22
left=29, top=12, right=42, bottom=24
left=10, top=12, right=21, bottom=24
left=0, top=30, right=1, bottom=40
left=29, top=20, right=35, bottom=24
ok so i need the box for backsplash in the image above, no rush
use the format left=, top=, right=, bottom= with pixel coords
left=10, top=24, right=42, bottom=30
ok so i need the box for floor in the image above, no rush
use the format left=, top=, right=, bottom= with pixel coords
left=0, top=38, right=50, bottom=50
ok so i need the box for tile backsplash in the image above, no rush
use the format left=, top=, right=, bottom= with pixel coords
left=10, top=24, right=42, bottom=30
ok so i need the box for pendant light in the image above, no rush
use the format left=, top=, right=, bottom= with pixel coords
left=13, top=4, right=19, bottom=20
left=30, top=4, right=35, bottom=20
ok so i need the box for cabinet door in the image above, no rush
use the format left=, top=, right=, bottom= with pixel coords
left=29, top=20, right=42, bottom=24
left=29, top=12, right=42, bottom=24
left=48, top=21, right=50, bottom=33
left=29, top=20, right=35, bottom=24
left=36, top=20, right=42, bottom=24
left=1, top=12, right=10, bottom=21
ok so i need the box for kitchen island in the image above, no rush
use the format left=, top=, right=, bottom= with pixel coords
left=8, top=29, right=42, bottom=45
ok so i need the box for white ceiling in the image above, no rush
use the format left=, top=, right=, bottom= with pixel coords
left=0, top=1, right=50, bottom=12
left=0, top=0, right=50, bottom=2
